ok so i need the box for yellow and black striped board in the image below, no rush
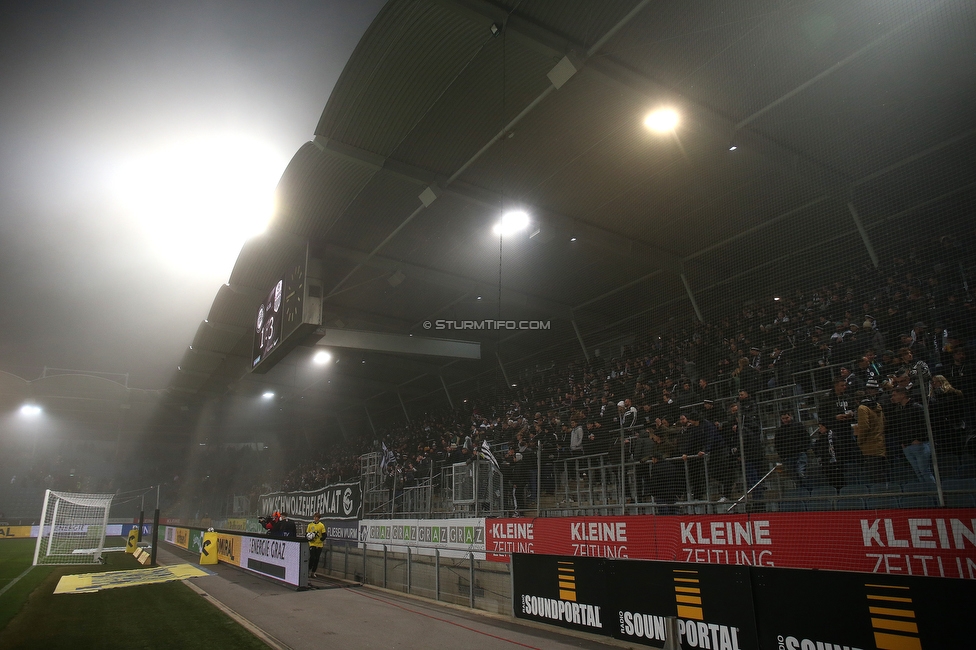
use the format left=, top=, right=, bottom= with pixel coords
left=512, top=554, right=974, bottom=648
left=513, top=554, right=758, bottom=647
left=751, top=567, right=974, bottom=649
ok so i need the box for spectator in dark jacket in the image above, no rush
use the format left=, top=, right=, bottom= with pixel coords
left=812, top=421, right=854, bottom=491
left=887, top=387, right=934, bottom=482
left=928, top=375, right=967, bottom=455
left=774, top=412, right=811, bottom=487
left=736, top=390, right=765, bottom=490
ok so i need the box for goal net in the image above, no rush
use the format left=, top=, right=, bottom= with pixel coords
left=33, top=490, right=115, bottom=565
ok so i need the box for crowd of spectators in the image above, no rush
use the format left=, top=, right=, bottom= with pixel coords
left=176, top=232, right=976, bottom=514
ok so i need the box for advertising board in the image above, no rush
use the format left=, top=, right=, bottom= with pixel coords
left=488, top=509, right=976, bottom=579
left=238, top=534, right=306, bottom=585
left=324, top=519, right=359, bottom=546
left=513, top=553, right=975, bottom=648
left=359, top=517, right=486, bottom=559
left=163, top=525, right=306, bottom=587
left=259, top=482, right=362, bottom=521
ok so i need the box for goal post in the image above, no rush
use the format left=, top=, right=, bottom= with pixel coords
left=33, top=490, right=115, bottom=566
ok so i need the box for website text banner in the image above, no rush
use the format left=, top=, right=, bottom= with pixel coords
left=751, top=566, right=975, bottom=650
left=486, top=510, right=976, bottom=578
left=258, top=482, right=362, bottom=521
left=512, top=554, right=759, bottom=648
left=359, top=518, right=486, bottom=559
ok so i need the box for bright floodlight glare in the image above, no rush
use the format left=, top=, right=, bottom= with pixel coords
left=20, top=404, right=42, bottom=416
left=492, top=210, right=530, bottom=236
left=644, top=108, right=679, bottom=133
left=112, top=134, right=287, bottom=277
left=313, top=350, right=332, bottom=365
left=262, top=391, right=275, bottom=399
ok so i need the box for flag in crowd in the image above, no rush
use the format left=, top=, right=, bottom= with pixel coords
left=380, top=442, right=395, bottom=473
left=479, top=440, right=499, bottom=470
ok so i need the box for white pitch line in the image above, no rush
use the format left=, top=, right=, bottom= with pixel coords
left=0, top=566, right=34, bottom=599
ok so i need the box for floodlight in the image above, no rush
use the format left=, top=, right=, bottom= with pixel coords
left=644, top=108, right=679, bottom=133
left=313, top=350, right=332, bottom=365
left=20, top=404, right=42, bottom=417
left=492, top=210, right=530, bottom=236
left=262, top=391, right=275, bottom=399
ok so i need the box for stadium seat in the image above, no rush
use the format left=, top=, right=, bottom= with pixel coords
left=867, top=482, right=901, bottom=494
left=899, top=495, right=938, bottom=509
left=942, top=478, right=976, bottom=492
left=901, top=481, right=937, bottom=495
left=839, top=484, right=869, bottom=497
left=865, top=496, right=899, bottom=510
left=938, top=454, right=961, bottom=479
left=779, top=488, right=809, bottom=512
left=836, top=497, right=866, bottom=510
left=959, top=456, right=976, bottom=479
left=887, top=456, right=916, bottom=485
left=945, top=493, right=976, bottom=508
left=808, top=486, right=837, bottom=511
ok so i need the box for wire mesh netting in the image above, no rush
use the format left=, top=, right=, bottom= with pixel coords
left=33, top=490, right=114, bottom=565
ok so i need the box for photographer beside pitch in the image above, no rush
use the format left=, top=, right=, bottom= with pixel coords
left=306, top=513, right=326, bottom=579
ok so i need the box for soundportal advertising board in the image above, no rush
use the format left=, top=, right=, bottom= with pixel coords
left=513, top=553, right=976, bottom=648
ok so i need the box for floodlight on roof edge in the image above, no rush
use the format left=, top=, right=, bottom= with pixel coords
left=492, top=210, right=530, bottom=236
left=644, top=108, right=679, bottom=133
left=20, top=404, right=42, bottom=417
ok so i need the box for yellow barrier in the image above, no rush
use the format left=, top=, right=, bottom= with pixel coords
left=199, top=531, right=219, bottom=565
left=125, top=528, right=139, bottom=554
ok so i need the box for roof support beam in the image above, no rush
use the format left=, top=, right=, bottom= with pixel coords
left=439, top=375, right=455, bottom=410
left=679, top=273, right=705, bottom=324
left=846, top=203, right=879, bottom=269
left=571, top=319, right=589, bottom=362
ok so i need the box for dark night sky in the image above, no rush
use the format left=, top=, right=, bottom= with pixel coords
left=0, top=0, right=385, bottom=388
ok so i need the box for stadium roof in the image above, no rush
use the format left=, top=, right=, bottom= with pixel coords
left=167, top=0, right=976, bottom=430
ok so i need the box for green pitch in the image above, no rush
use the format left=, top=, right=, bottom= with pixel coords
left=0, top=539, right=268, bottom=648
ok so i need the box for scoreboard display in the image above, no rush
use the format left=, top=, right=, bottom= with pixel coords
left=251, top=243, right=320, bottom=373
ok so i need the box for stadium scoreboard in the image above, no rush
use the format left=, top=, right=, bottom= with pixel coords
left=251, top=243, right=322, bottom=373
